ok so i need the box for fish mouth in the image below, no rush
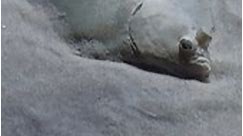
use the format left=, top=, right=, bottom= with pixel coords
left=189, top=56, right=211, bottom=72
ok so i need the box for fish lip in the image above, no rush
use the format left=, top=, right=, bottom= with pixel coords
left=189, top=56, right=211, bottom=72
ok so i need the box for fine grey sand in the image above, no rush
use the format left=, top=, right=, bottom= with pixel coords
left=2, top=0, right=241, bottom=136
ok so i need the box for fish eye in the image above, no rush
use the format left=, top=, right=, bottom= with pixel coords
left=180, top=39, right=193, bottom=50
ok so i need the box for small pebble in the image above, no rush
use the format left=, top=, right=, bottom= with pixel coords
left=2, top=25, right=6, bottom=29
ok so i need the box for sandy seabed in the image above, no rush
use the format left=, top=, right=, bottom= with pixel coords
left=2, top=0, right=241, bottom=136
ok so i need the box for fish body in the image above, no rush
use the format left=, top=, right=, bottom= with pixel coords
left=50, top=0, right=213, bottom=82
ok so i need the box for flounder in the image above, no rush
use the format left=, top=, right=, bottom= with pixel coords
left=50, top=0, right=213, bottom=82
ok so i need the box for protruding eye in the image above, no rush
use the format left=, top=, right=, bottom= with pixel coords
left=196, top=29, right=212, bottom=49
left=180, top=39, right=193, bottom=50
